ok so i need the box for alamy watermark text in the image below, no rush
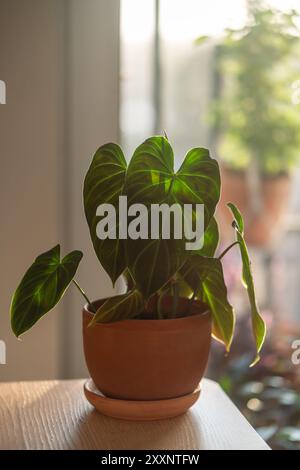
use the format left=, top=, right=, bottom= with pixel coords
left=96, top=196, right=204, bottom=250
left=0, top=80, right=6, bottom=104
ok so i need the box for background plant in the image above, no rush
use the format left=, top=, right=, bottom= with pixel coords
left=208, top=0, right=300, bottom=175
left=10, top=135, right=266, bottom=364
left=208, top=315, right=300, bottom=449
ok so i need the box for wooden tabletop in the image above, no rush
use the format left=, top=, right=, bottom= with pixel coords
left=0, top=378, right=270, bottom=450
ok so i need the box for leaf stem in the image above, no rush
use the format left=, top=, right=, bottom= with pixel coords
left=157, top=291, right=165, bottom=319
left=72, top=279, right=96, bottom=312
left=218, top=241, right=240, bottom=260
left=171, top=282, right=179, bottom=318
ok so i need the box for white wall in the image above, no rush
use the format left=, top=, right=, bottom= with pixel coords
left=0, top=0, right=120, bottom=381
left=63, top=0, right=120, bottom=377
left=0, top=0, right=65, bottom=381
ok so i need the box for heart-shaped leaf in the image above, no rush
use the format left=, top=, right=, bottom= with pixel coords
left=10, top=245, right=83, bottom=337
left=125, top=135, right=174, bottom=205
left=180, top=255, right=235, bottom=351
left=90, top=290, right=144, bottom=325
left=125, top=136, right=185, bottom=297
left=83, top=143, right=127, bottom=285
left=227, top=202, right=266, bottom=365
left=125, top=137, right=221, bottom=298
left=174, top=147, right=221, bottom=228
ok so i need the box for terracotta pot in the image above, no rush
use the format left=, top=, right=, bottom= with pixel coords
left=83, top=296, right=212, bottom=401
left=218, top=166, right=290, bottom=246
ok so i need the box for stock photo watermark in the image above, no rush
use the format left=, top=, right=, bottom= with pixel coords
left=0, top=340, right=6, bottom=365
left=96, top=196, right=205, bottom=250
left=291, top=339, right=300, bottom=365
left=0, top=79, right=6, bottom=104
left=0, top=80, right=6, bottom=362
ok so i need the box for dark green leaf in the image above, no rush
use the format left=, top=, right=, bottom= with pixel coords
left=227, top=203, right=266, bottom=365
left=174, top=147, right=220, bottom=229
left=180, top=257, right=203, bottom=299
left=125, top=136, right=185, bottom=297
left=83, top=143, right=127, bottom=285
left=178, top=217, right=219, bottom=298
left=10, top=245, right=83, bottom=337
left=180, top=255, right=235, bottom=351
left=90, top=290, right=144, bottom=325
left=125, top=137, right=220, bottom=298
left=197, top=216, right=219, bottom=257
left=126, top=135, right=174, bottom=205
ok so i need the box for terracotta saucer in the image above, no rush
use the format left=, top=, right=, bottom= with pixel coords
left=84, top=379, right=201, bottom=421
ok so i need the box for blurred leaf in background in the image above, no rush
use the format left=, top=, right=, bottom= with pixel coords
left=208, top=315, right=300, bottom=450
left=212, top=0, right=300, bottom=175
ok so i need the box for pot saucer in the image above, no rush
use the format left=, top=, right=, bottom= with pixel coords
left=84, top=379, right=200, bottom=421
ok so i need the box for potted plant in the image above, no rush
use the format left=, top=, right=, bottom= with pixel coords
left=200, top=0, right=300, bottom=246
left=10, top=135, right=265, bottom=419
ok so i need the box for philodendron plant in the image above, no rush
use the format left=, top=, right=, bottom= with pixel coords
left=10, top=136, right=266, bottom=364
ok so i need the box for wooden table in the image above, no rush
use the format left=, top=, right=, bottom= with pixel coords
left=0, top=378, right=270, bottom=450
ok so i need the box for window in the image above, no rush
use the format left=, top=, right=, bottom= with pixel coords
left=121, top=0, right=300, bottom=449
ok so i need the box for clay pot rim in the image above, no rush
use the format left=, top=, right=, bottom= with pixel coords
left=83, top=298, right=211, bottom=331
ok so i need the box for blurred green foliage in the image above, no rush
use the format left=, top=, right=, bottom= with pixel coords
left=209, top=313, right=300, bottom=450
left=213, top=0, right=300, bottom=175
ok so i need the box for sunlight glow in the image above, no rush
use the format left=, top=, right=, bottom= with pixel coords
left=121, top=0, right=300, bottom=45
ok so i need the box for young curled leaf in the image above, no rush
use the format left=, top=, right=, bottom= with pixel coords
left=227, top=202, right=244, bottom=233
left=89, top=290, right=144, bottom=326
left=227, top=202, right=266, bottom=366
